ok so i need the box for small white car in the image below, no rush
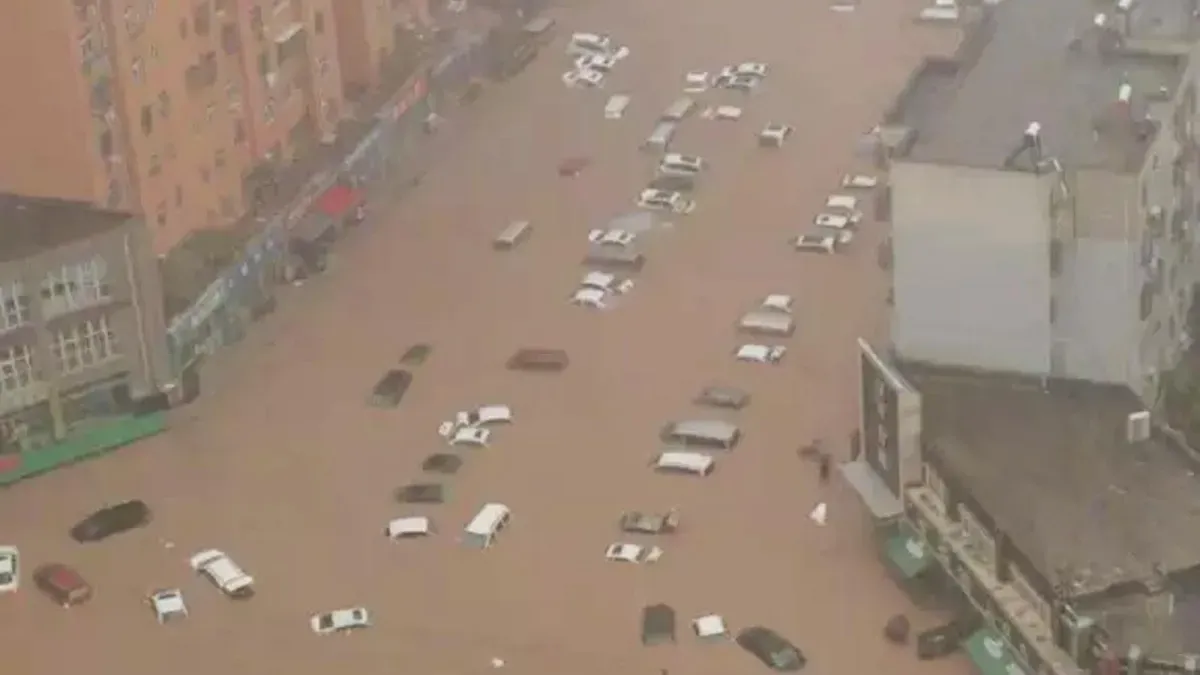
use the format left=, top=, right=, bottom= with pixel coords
left=571, top=287, right=609, bottom=310
left=736, top=344, right=787, bottom=363
left=693, top=614, right=730, bottom=639
left=814, top=212, right=861, bottom=229
left=826, top=194, right=859, bottom=210
left=148, top=588, right=188, bottom=623
left=791, top=233, right=839, bottom=253
left=190, top=549, right=254, bottom=598
left=562, top=69, right=605, bottom=88
left=385, top=516, right=433, bottom=539
left=311, top=607, right=371, bottom=635
left=638, top=189, right=695, bottom=214
left=581, top=271, right=635, bottom=294
left=445, top=425, right=490, bottom=446
left=714, top=74, right=760, bottom=92
left=760, top=294, right=794, bottom=314
left=605, top=543, right=664, bottom=564
left=659, top=153, right=706, bottom=176
left=724, top=62, right=768, bottom=78
left=0, top=546, right=17, bottom=594
left=576, top=54, right=618, bottom=73
left=841, top=173, right=879, bottom=189
left=704, top=105, right=742, bottom=121
left=454, top=404, right=513, bottom=427
left=683, top=71, right=710, bottom=93
left=759, top=123, right=793, bottom=147
left=588, top=229, right=637, bottom=247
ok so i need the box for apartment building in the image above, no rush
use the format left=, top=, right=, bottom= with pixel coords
left=0, top=194, right=171, bottom=446
left=887, top=0, right=1200, bottom=406
left=331, top=0, right=431, bottom=95
left=0, top=0, right=345, bottom=256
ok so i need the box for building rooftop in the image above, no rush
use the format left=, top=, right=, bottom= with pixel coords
left=0, top=193, right=133, bottom=264
left=903, top=0, right=1192, bottom=172
left=898, top=362, right=1200, bottom=602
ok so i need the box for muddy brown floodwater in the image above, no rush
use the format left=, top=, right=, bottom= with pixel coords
left=0, top=1, right=968, bottom=674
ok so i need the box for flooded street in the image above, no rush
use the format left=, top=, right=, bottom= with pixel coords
left=0, top=1, right=967, bottom=673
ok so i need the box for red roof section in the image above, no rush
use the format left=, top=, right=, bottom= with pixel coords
left=315, top=185, right=364, bottom=218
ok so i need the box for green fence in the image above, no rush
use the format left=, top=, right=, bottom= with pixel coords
left=0, top=413, right=168, bottom=486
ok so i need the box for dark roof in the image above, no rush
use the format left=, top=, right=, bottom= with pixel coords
left=898, top=362, right=1200, bottom=600
left=0, top=193, right=133, bottom=263
left=903, top=0, right=1191, bottom=171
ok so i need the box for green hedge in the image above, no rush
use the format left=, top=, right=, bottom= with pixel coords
left=0, top=413, right=167, bottom=486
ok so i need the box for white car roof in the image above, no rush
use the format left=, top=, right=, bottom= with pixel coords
left=826, top=194, right=858, bottom=209
left=761, top=294, right=793, bottom=312
left=656, top=451, right=714, bottom=470
left=0, top=548, right=14, bottom=574
left=737, top=344, right=770, bottom=358
left=191, top=550, right=253, bottom=589
left=476, top=404, right=511, bottom=419
left=453, top=426, right=489, bottom=442
left=640, top=188, right=671, bottom=199
left=693, top=614, right=729, bottom=637
left=386, top=516, right=431, bottom=537
left=573, top=287, right=607, bottom=304
left=582, top=271, right=616, bottom=288
left=662, top=153, right=700, bottom=164
left=152, top=589, right=186, bottom=613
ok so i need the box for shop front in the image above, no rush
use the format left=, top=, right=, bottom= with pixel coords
left=965, top=628, right=1029, bottom=675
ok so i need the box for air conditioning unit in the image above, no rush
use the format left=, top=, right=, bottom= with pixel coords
left=1127, top=411, right=1151, bottom=442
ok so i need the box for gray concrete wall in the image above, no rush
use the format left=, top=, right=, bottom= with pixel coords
left=891, top=162, right=1055, bottom=375
left=1057, top=237, right=1140, bottom=386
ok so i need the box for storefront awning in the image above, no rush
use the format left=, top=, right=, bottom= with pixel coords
left=316, top=185, right=364, bottom=219
left=884, top=523, right=931, bottom=579
left=839, top=459, right=902, bottom=519
left=964, top=628, right=1027, bottom=675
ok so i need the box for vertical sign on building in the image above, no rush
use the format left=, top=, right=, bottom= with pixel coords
left=858, top=339, right=923, bottom=496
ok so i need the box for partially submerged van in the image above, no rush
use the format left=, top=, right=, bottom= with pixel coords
left=584, top=246, right=646, bottom=271
left=494, top=220, right=532, bottom=250
left=463, top=503, right=511, bottom=548
left=642, top=121, right=678, bottom=152
left=652, top=451, right=716, bottom=476
left=737, top=311, right=795, bottom=337
left=642, top=603, right=677, bottom=645
left=605, top=94, right=631, bottom=120
left=660, top=97, right=696, bottom=121
left=661, top=420, right=742, bottom=450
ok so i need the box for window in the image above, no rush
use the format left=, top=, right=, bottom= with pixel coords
left=40, top=259, right=112, bottom=317
left=200, top=166, right=211, bottom=183
left=0, top=284, right=29, bottom=332
left=149, top=44, right=160, bottom=61
left=0, top=345, right=35, bottom=394
left=98, top=129, right=113, bottom=157
left=214, top=148, right=226, bottom=168
left=250, top=7, right=263, bottom=38
left=148, top=153, right=161, bottom=176
left=131, top=57, right=143, bottom=82
left=314, top=11, right=324, bottom=34
left=175, top=184, right=183, bottom=207
left=140, top=104, right=153, bottom=134
left=156, top=201, right=167, bottom=227
left=206, top=103, right=216, bottom=122
left=233, top=119, right=246, bottom=144
left=258, top=51, right=271, bottom=78
left=158, top=91, right=171, bottom=117
left=179, top=18, right=188, bottom=38
left=165, top=142, right=176, bottom=160
left=52, top=316, right=118, bottom=374
left=264, top=99, right=275, bottom=123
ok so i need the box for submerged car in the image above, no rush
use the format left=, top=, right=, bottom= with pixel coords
left=70, top=500, right=152, bottom=542
left=619, top=509, right=680, bottom=534
left=737, top=626, right=807, bottom=671
left=311, top=607, right=371, bottom=635
left=605, top=542, right=664, bottom=563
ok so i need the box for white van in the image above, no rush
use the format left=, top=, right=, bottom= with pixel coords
left=652, top=451, right=716, bottom=476
left=605, top=95, right=631, bottom=120
left=660, top=420, right=742, bottom=450
left=189, top=549, right=255, bottom=598
left=494, top=220, right=532, bottom=250
left=642, top=121, right=678, bottom=152
left=463, top=503, right=511, bottom=548
left=584, top=246, right=646, bottom=271
left=661, top=97, right=696, bottom=121
left=737, top=311, right=795, bottom=337
left=568, top=33, right=613, bottom=57
left=658, top=153, right=705, bottom=177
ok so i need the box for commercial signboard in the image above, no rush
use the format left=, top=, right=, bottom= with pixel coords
left=858, top=338, right=922, bottom=495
